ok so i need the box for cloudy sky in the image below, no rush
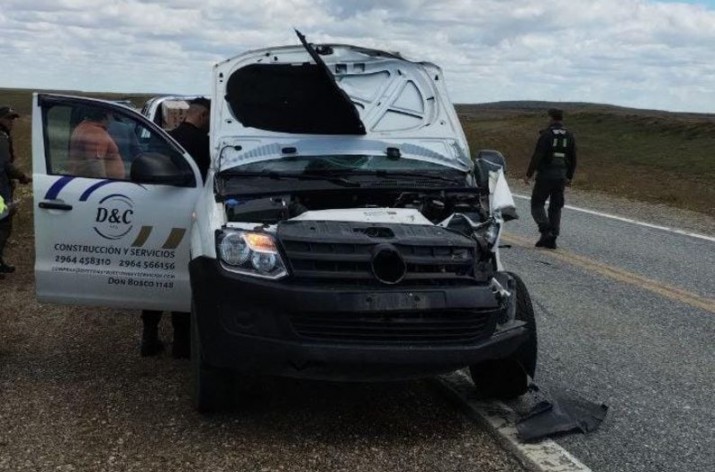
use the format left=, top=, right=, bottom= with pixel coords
left=2, top=0, right=715, bottom=113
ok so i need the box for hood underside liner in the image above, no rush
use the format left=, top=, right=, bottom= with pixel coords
left=226, top=63, right=366, bottom=135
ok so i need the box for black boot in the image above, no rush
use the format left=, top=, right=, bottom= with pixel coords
left=140, top=332, right=164, bottom=357
left=140, top=311, right=164, bottom=357
left=535, top=232, right=552, bottom=248
left=172, top=336, right=190, bottom=359
left=543, top=234, right=557, bottom=249
left=171, top=312, right=191, bottom=359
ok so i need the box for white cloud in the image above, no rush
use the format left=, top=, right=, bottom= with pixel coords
left=1, top=0, right=715, bottom=112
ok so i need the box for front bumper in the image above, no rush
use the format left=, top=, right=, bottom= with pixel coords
left=189, top=257, right=529, bottom=381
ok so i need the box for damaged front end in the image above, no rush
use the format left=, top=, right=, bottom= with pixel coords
left=188, top=33, right=533, bottom=399
left=187, top=164, right=528, bottom=380
left=214, top=165, right=514, bottom=288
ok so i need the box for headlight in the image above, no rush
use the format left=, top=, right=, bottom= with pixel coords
left=251, top=252, right=277, bottom=273
left=217, top=230, right=288, bottom=279
left=219, top=232, right=251, bottom=265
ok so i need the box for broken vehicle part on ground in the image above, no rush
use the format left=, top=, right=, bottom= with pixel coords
left=31, top=31, right=537, bottom=413
left=515, top=385, right=609, bottom=442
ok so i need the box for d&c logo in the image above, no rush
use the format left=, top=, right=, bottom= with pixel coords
left=94, top=194, right=134, bottom=240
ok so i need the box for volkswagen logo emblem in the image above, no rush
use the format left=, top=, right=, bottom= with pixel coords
left=371, top=244, right=407, bottom=285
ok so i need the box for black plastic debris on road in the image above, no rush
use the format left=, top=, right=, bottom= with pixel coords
left=515, top=385, right=609, bottom=442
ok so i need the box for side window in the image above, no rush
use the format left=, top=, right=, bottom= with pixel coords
left=137, top=100, right=189, bottom=143
left=44, top=101, right=193, bottom=184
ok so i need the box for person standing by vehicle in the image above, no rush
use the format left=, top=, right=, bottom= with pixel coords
left=140, top=97, right=211, bottom=358
left=0, top=106, right=32, bottom=277
left=523, top=108, right=577, bottom=249
left=168, top=97, right=211, bottom=180
left=68, top=108, right=125, bottom=179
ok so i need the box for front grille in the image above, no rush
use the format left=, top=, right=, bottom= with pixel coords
left=278, top=221, right=478, bottom=286
left=289, top=309, right=496, bottom=344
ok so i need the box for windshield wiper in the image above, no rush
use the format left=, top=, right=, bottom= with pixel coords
left=219, top=170, right=361, bottom=188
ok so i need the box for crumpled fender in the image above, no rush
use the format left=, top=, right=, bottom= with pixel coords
left=489, top=168, right=517, bottom=217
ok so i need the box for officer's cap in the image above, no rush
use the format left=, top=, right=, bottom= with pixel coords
left=548, top=108, right=564, bottom=121
left=0, top=106, right=20, bottom=120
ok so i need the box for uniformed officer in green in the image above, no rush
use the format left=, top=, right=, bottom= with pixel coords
left=0, top=105, right=32, bottom=277
left=523, top=108, right=577, bottom=249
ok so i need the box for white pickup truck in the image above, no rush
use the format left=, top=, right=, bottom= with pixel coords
left=31, top=32, right=536, bottom=412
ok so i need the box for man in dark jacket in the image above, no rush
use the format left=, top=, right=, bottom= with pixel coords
left=140, top=97, right=211, bottom=358
left=0, top=105, right=32, bottom=278
left=169, top=97, right=211, bottom=180
left=523, top=108, right=577, bottom=249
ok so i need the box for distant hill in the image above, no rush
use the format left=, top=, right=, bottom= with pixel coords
left=0, top=87, right=155, bottom=115
left=458, top=100, right=715, bottom=118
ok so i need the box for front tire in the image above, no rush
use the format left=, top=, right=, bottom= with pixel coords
left=469, top=272, right=537, bottom=399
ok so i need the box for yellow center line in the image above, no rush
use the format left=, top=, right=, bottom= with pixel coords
left=503, top=233, right=715, bottom=314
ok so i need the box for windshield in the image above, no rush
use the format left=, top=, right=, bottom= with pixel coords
left=230, top=154, right=454, bottom=174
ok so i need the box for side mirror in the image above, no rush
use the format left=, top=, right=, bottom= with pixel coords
left=473, top=149, right=507, bottom=189
left=130, top=152, right=195, bottom=186
left=474, top=149, right=507, bottom=173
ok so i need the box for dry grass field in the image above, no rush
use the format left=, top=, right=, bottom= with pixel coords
left=458, top=102, right=715, bottom=216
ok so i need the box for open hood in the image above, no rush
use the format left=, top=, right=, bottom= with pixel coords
left=212, top=32, right=471, bottom=172
left=225, top=30, right=365, bottom=135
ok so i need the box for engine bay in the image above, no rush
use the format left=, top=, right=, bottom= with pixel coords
left=224, top=189, right=489, bottom=226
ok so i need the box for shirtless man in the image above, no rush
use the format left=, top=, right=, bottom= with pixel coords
left=68, top=108, right=125, bottom=179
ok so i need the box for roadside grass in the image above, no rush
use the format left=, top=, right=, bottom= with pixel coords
left=458, top=104, right=715, bottom=216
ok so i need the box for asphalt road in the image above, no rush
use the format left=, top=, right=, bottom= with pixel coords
left=499, top=197, right=715, bottom=472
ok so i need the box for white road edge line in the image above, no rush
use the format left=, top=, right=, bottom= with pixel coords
left=512, top=193, right=715, bottom=243
left=434, top=371, right=592, bottom=472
